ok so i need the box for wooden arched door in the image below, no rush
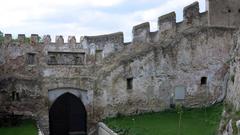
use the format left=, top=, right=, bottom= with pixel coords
left=49, top=93, right=87, bottom=135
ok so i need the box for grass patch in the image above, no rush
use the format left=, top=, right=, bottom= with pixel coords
left=0, top=119, right=37, bottom=135
left=105, top=103, right=223, bottom=135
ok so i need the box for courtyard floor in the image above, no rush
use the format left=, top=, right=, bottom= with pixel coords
left=0, top=119, right=37, bottom=135
left=105, top=103, right=223, bottom=135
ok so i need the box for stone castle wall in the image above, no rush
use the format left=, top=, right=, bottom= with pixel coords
left=208, top=0, right=240, bottom=27
left=226, top=30, right=240, bottom=111
left=0, top=1, right=239, bottom=134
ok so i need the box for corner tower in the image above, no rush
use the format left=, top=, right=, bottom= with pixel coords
left=207, top=0, right=240, bottom=27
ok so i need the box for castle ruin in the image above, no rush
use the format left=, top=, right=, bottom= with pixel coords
left=1, top=0, right=240, bottom=134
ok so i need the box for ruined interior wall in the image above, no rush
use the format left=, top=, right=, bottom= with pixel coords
left=94, top=26, right=235, bottom=119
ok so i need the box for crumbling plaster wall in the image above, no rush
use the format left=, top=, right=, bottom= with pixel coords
left=94, top=26, right=235, bottom=119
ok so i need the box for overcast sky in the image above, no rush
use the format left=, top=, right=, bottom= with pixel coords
left=0, top=0, right=205, bottom=42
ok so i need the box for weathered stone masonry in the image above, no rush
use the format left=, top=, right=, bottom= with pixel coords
left=0, top=0, right=240, bottom=134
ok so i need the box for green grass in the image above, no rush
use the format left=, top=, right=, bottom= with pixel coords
left=105, top=103, right=223, bottom=135
left=0, top=119, right=38, bottom=135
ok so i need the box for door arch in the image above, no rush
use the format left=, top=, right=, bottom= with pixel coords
left=49, top=92, right=87, bottom=135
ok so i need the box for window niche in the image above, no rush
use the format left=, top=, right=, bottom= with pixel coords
left=127, top=78, right=133, bottom=89
left=47, top=52, right=85, bottom=65
left=12, top=91, right=20, bottom=101
left=95, top=50, right=103, bottom=62
left=49, top=55, right=57, bottom=65
left=201, top=77, right=207, bottom=85
left=74, top=55, right=84, bottom=65
left=174, top=86, right=186, bottom=100
left=26, top=53, right=36, bottom=65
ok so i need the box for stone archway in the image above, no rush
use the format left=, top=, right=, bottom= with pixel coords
left=49, top=92, right=87, bottom=135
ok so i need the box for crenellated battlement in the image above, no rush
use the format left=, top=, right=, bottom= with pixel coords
left=2, top=32, right=124, bottom=45
left=82, top=32, right=124, bottom=44
left=1, top=1, right=208, bottom=47
left=158, top=12, right=176, bottom=32
left=1, top=1, right=210, bottom=47
left=183, top=2, right=200, bottom=24
left=131, top=1, right=208, bottom=43
left=132, top=22, right=150, bottom=43
left=2, top=1, right=233, bottom=49
left=2, top=0, right=240, bottom=49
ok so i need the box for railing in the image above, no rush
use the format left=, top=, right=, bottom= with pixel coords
left=97, top=122, right=117, bottom=135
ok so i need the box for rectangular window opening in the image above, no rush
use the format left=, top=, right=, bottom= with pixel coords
left=49, top=55, right=57, bottom=65
left=127, top=78, right=133, bottom=89
left=95, top=50, right=103, bottom=62
left=12, top=91, right=15, bottom=101
left=201, top=77, right=207, bottom=85
left=27, top=53, right=36, bottom=65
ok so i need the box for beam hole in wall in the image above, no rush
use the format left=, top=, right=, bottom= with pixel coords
left=201, top=77, right=207, bottom=85
left=238, top=9, right=240, bottom=13
left=127, top=78, right=133, bottom=89
left=228, top=9, right=231, bottom=13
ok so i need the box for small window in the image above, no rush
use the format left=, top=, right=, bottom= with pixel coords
left=238, top=9, right=240, bottom=13
left=127, top=78, right=133, bottom=89
left=16, top=92, right=20, bottom=101
left=201, top=77, right=207, bottom=85
left=75, top=56, right=84, bottom=65
left=75, top=56, right=79, bottom=64
left=27, top=53, right=36, bottom=65
left=228, top=9, right=231, bottom=13
left=12, top=91, right=20, bottom=101
left=95, top=50, right=103, bottom=62
left=49, top=56, right=57, bottom=65
left=12, top=91, right=15, bottom=101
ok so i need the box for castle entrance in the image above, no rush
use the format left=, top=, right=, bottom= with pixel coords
left=49, top=93, right=87, bottom=135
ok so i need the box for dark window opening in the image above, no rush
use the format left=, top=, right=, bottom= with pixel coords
left=12, top=91, right=15, bottom=101
left=201, top=77, right=207, bottom=85
left=228, top=9, right=231, bottom=13
left=16, top=92, right=20, bottom=101
left=49, top=56, right=57, bottom=65
left=12, top=91, right=20, bottom=101
left=127, top=78, right=133, bottom=89
left=27, top=53, right=35, bottom=65
left=238, top=9, right=240, bottom=13
left=74, top=56, right=83, bottom=65
left=75, top=56, right=80, bottom=64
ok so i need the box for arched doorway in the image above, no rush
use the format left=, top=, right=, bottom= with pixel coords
left=49, top=93, right=87, bottom=135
